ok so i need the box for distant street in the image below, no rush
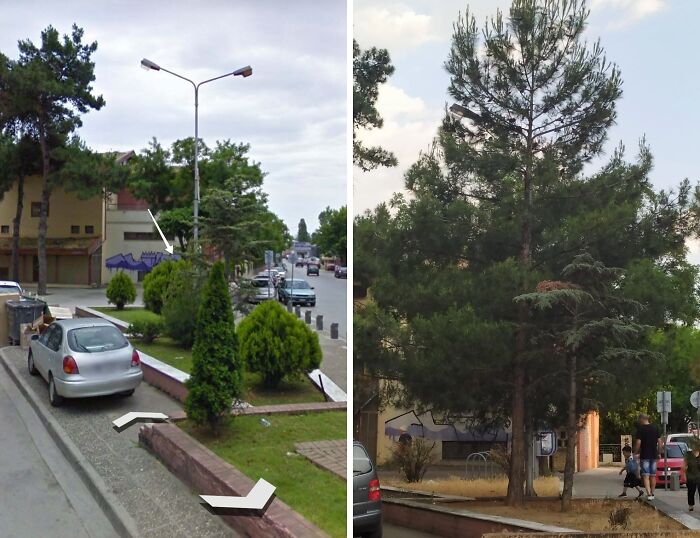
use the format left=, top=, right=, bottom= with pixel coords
left=285, top=263, right=347, bottom=338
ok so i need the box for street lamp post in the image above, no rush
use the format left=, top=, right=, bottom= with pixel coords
left=140, top=58, right=252, bottom=243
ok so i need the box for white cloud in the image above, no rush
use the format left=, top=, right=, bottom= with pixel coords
left=354, top=5, right=440, bottom=52
left=354, top=84, right=442, bottom=213
left=590, top=0, right=666, bottom=29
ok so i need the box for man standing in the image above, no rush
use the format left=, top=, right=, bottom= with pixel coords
left=634, top=414, right=663, bottom=500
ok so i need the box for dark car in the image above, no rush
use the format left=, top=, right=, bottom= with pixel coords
left=307, top=264, right=320, bottom=276
left=353, top=441, right=381, bottom=538
left=277, top=278, right=316, bottom=307
left=334, top=265, right=347, bottom=279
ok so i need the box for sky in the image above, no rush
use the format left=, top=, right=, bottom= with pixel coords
left=0, top=0, right=347, bottom=234
left=353, top=0, right=700, bottom=260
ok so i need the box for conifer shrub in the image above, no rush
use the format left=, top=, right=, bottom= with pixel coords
left=105, top=271, right=136, bottom=310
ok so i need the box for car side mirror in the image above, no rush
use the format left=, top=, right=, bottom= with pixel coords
left=311, top=287, right=315, bottom=290
left=31, top=334, right=39, bottom=341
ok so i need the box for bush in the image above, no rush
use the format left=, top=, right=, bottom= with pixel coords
left=106, top=271, right=136, bottom=310
left=128, top=319, right=163, bottom=343
left=238, top=300, right=322, bottom=388
left=162, top=261, right=203, bottom=348
left=142, top=260, right=178, bottom=313
left=391, top=438, right=435, bottom=483
left=185, top=261, right=242, bottom=431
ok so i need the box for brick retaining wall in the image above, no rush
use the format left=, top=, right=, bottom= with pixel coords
left=139, top=422, right=329, bottom=538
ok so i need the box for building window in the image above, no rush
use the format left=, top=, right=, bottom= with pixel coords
left=124, top=231, right=159, bottom=241
left=85, top=225, right=95, bottom=235
left=31, top=202, right=48, bottom=218
left=70, top=225, right=80, bottom=234
left=0, top=226, right=8, bottom=234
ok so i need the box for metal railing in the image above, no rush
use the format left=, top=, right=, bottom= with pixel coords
left=599, top=443, right=622, bottom=463
left=465, top=451, right=506, bottom=480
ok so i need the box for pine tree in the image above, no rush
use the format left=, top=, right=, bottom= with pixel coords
left=185, top=261, right=242, bottom=432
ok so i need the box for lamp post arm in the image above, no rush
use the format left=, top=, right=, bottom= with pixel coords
left=159, top=66, right=196, bottom=90
left=197, top=71, right=236, bottom=89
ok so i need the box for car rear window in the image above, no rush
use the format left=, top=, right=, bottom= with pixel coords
left=68, top=326, right=128, bottom=353
left=0, top=285, right=21, bottom=294
left=353, top=445, right=373, bottom=475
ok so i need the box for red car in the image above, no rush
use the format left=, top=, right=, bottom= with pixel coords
left=655, top=442, right=687, bottom=486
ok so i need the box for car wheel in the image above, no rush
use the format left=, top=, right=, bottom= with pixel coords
left=363, top=528, right=382, bottom=538
left=28, top=350, right=38, bottom=376
left=120, top=389, right=135, bottom=397
left=310, top=302, right=316, bottom=307
left=48, top=375, right=64, bottom=407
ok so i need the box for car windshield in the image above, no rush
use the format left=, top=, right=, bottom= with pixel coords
left=665, top=444, right=686, bottom=458
left=353, top=445, right=373, bottom=475
left=286, top=280, right=311, bottom=289
left=0, top=284, right=21, bottom=294
left=68, top=326, right=128, bottom=353
left=252, top=279, right=273, bottom=288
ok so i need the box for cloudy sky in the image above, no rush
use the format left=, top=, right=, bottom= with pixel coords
left=0, top=0, right=347, bottom=234
left=354, top=0, right=700, bottom=258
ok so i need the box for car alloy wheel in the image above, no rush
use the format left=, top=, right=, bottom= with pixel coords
left=49, top=376, right=64, bottom=407
left=28, top=351, right=37, bottom=376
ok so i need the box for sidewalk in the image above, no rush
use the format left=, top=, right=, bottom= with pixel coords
left=574, top=467, right=700, bottom=529
left=0, top=346, right=239, bottom=537
left=0, top=363, right=119, bottom=537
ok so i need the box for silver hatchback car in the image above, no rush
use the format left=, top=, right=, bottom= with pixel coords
left=353, top=441, right=382, bottom=538
left=28, top=318, right=143, bottom=406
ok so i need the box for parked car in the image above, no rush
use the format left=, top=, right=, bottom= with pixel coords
left=353, top=441, right=382, bottom=538
left=307, top=264, right=320, bottom=276
left=334, top=266, right=347, bottom=279
left=273, top=265, right=287, bottom=279
left=277, top=278, right=316, bottom=306
left=249, top=276, right=277, bottom=303
left=28, top=318, right=143, bottom=407
left=656, top=442, right=688, bottom=486
left=0, top=280, right=25, bottom=296
left=667, top=433, right=696, bottom=446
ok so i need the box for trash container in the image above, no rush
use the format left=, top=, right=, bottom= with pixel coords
left=670, top=471, right=681, bottom=491
left=6, top=299, right=46, bottom=345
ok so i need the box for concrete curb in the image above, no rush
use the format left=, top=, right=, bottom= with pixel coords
left=0, top=347, right=139, bottom=538
left=642, top=497, right=700, bottom=530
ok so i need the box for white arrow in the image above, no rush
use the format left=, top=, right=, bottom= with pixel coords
left=200, top=478, right=276, bottom=511
left=112, top=411, right=169, bottom=432
left=147, top=209, right=174, bottom=254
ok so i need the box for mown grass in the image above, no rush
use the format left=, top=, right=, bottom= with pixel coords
left=179, top=412, right=346, bottom=538
left=93, top=306, right=162, bottom=325
left=127, top=332, right=324, bottom=405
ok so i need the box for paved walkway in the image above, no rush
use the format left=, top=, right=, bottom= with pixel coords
left=295, top=439, right=347, bottom=479
left=0, top=346, right=239, bottom=538
left=574, top=467, right=700, bottom=529
left=0, top=362, right=120, bottom=537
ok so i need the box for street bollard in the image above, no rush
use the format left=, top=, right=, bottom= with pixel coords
left=295, top=305, right=301, bottom=318
left=316, top=315, right=324, bottom=331
left=330, top=322, right=339, bottom=339
left=670, top=472, right=681, bottom=491
left=305, top=310, right=312, bottom=324
left=286, top=304, right=293, bottom=313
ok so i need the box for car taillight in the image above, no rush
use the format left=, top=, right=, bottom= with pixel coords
left=368, top=478, right=381, bottom=502
left=131, top=349, right=141, bottom=367
left=63, top=356, right=79, bottom=375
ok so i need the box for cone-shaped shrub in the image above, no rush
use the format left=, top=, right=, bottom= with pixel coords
left=185, top=261, right=242, bottom=430
left=105, top=271, right=136, bottom=310
left=238, top=300, right=322, bottom=388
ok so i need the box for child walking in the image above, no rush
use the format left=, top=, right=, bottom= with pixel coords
left=619, top=445, right=643, bottom=498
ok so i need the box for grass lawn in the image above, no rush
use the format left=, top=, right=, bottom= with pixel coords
left=179, top=412, right=346, bottom=538
left=93, top=306, right=162, bottom=325
left=130, top=336, right=325, bottom=405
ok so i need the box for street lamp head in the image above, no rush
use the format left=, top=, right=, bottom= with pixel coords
left=233, top=65, right=253, bottom=77
left=141, top=58, right=161, bottom=71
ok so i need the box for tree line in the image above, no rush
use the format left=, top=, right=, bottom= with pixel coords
left=354, top=0, right=700, bottom=510
left=0, top=23, right=291, bottom=293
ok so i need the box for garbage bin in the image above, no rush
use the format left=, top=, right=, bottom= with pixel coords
left=6, top=300, right=46, bottom=345
left=670, top=471, right=681, bottom=491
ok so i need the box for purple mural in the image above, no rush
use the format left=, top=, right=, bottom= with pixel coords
left=105, top=251, right=180, bottom=272
left=385, top=409, right=509, bottom=445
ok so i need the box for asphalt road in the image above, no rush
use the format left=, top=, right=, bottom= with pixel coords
left=280, top=262, right=348, bottom=338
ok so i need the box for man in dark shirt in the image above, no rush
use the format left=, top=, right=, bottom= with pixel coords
left=634, top=414, right=662, bottom=500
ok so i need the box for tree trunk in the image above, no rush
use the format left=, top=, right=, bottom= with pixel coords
left=37, top=126, right=50, bottom=296
left=11, top=173, right=24, bottom=282
left=507, top=95, right=535, bottom=507
left=525, top=425, right=538, bottom=497
left=561, top=353, right=577, bottom=511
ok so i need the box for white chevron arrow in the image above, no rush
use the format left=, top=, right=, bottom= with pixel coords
left=200, top=478, right=276, bottom=510
left=112, top=411, right=169, bottom=432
